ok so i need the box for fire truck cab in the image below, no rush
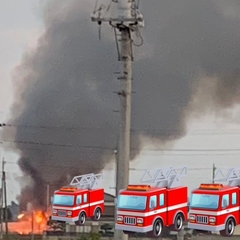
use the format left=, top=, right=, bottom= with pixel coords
left=188, top=166, right=240, bottom=237
left=115, top=166, right=188, bottom=238
left=51, top=173, right=104, bottom=226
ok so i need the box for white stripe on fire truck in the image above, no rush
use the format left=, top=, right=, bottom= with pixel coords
left=168, top=203, right=188, bottom=211
left=189, top=206, right=240, bottom=216
left=89, top=200, right=104, bottom=207
left=53, top=200, right=104, bottom=211
left=117, top=202, right=188, bottom=217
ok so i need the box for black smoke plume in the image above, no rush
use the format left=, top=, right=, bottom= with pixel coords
left=3, top=0, right=240, bottom=209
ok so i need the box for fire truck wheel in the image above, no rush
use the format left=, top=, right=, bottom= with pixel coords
left=91, top=207, right=102, bottom=221
left=123, top=231, right=135, bottom=236
left=173, top=213, right=183, bottom=231
left=75, top=212, right=86, bottom=226
left=148, top=218, right=162, bottom=238
left=220, top=218, right=235, bottom=237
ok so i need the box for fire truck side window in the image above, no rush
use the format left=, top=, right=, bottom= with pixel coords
left=149, top=195, right=157, bottom=209
left=76, top=195, right=82, bottom=205
left=222, top=194, right=229, bottom=209
left=159, top=193, right=164, bottom=206
left=84, top=193, right=88, bottom=203
left=232, top=193, right=237, bottom=205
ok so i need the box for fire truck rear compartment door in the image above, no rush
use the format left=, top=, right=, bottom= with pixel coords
left=166, top=186, right=188, bottom=226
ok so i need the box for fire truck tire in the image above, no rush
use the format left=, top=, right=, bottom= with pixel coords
left=75, top=212, right=86, bottom=226
left=172, top=213, right=183, bottom=231
left=220, top=218, right=235, bottom=237
left=123, top=231, right=135, bottom=236
left=147, top=218, right=163, bottom=238
left=91, top=207, right=102, bottom=221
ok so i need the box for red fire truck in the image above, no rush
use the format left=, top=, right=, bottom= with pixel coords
left=188, top=166, right=240, bottom=237
left=115, top=166, right=188, bottom=238
left=51, top=173, right=104, bottom=226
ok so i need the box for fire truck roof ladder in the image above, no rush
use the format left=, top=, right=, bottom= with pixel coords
left=70, top=172, right=103, bottom=190
left=140, top=166, right=187, bottom=189
left=214, top=166, right=240, bottom=187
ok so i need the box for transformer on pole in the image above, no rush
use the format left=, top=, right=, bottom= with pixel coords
left=91, top=1, right=144, bottom=239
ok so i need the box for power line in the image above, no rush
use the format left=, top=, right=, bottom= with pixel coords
left=1, top=138, right=240, bottom=153
left=140, top=148, right=240, bottom=152
left=0, top=139, right=113, bottom=151
left=1, top=145, right=240, bottom=157
left=139, top=153, right=240, bottom=156
left=2, top=123, right=240, bottom=135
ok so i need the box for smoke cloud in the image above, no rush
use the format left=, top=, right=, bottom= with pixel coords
left=3, top=0, right=240, bottom=209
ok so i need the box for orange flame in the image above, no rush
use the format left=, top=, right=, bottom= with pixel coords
left=17, top=213, right=24, bottom=220
left=5, top=210, right=50, bottom=234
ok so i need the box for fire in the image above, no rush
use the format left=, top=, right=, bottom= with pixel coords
left=17, top=213, right=24, bottom=220
left=5, top=210, right=50, bottom=235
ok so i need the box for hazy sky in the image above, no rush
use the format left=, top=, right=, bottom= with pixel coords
left=1, top=0, right=240, bottom=204
left=0, top=0, right=45, bottom=204
left=0, top=0, right=44, bottom=118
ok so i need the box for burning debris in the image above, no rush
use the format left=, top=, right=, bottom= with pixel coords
left=6, top=210, right=49, bottom=235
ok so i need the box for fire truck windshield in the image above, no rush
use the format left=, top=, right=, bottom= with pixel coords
left=190, top=193, right=219, bottom=210
left=118, top=195, right=147, bottom=210
left=53, top=194, right=75, bottom=206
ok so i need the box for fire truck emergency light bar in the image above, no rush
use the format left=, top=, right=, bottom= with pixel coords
left=199, top=183, right=224, bottom=190
left=127, top=185, right=151, bottom=191
left=60, top=186, right=78, bottom=192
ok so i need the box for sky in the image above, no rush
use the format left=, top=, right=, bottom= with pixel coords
left=0, top=0, right=45, bottom=204
left=1, top=0, right=240, bottom=204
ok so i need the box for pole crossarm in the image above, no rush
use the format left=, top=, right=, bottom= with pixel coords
left=91, top=0, right=144, bottom=28
left=91, top=16, right=143, bottom=23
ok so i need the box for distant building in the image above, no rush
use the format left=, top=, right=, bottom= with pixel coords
left=103, top=193, right=115, bottom=219
left=8, top=201, right=19, bottom=221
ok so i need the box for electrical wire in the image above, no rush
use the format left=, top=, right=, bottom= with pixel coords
left=132, top=27, right=144, bottom=47
left=1, top=138, right=240, bottom=155
left=0, top=139, right=113, bottom=151
left=103, top=0, right=112, bottom=18
left=2, top=123, right=240, bottom=136
left=93, top=0, right=99, bottom=14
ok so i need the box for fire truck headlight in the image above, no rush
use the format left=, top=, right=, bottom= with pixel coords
left=137, top=218, right=143, bottom=224
left=117, top=216, right=123, bottom=222
left=67, top=211, right=72, bottom=216
left=189, top=215, right=195, bottom=221
left=209, top=217, right=216, bottom=223
left=53, top=209, right=57, bottom=214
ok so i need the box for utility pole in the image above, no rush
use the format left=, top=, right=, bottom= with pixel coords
left=91, top=2, right=144, bottom=239
left=46, top=184, right=50, bottom=211
left=113, top=149, right=118, bottom=229
left=212, top=163, right=216, bottom=183
left=0, top=159, right=7, bottom=239
left=31, top=210, right=34, bottom=240
left=2, top=159, right=8, bottom=239
left=0, top=187, right=2, bottom=240
left=3, top=173, right=8, bottom=239
left=0, top=143, right=2, bottom=239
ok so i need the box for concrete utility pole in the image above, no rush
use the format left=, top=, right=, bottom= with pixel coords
left=0, top=188, right=2, bottom=240
left=91, top=2, right=144, bottom=240
left=0, top=159, right=7, bottom=239
left=46, top=184, right=50, bottom=211
left=212, top=163, right=216, bottom=183
left=31, top=210, right=34, bottom=240
left=3, top=167, right=8, bottom=238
